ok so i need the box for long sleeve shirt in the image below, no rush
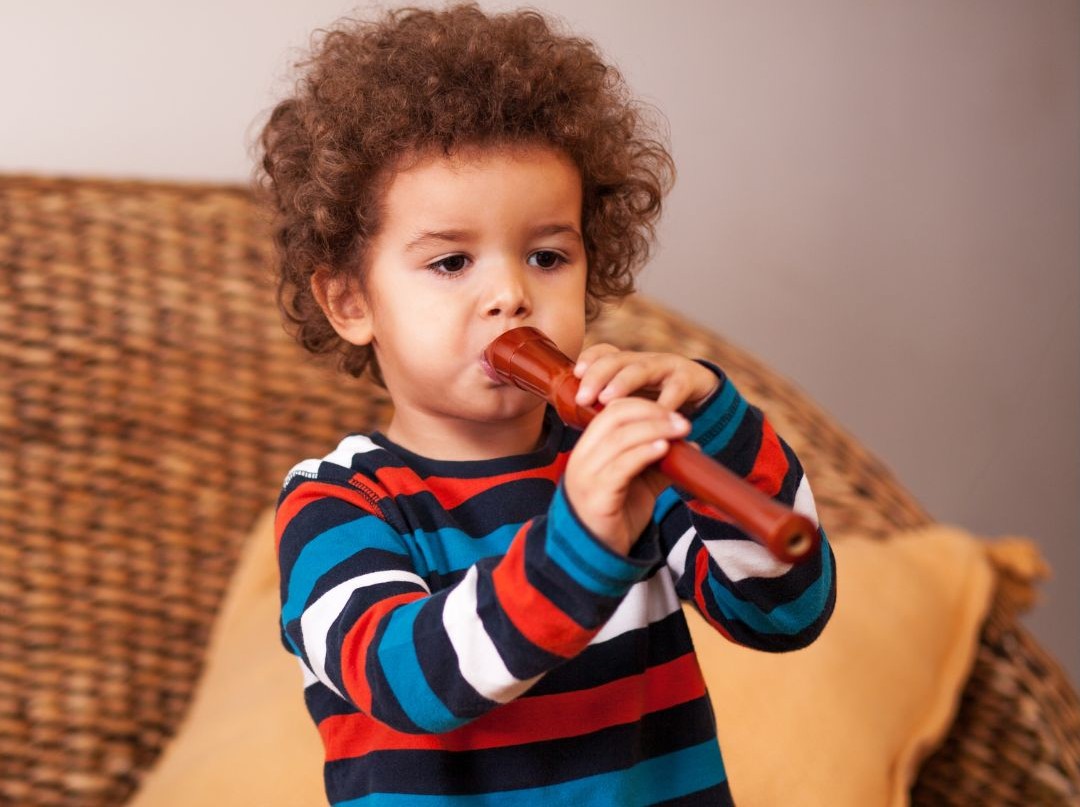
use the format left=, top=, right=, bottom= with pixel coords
left=275, top=359, right=836, bottom=806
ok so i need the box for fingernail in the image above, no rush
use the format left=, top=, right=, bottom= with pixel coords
left=671, top=413, right=689, bottom=428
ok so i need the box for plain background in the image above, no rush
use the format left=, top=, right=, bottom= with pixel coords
left=2, top=0, right=1076, bottom=687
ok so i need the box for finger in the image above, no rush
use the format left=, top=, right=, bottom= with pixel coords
left=573, top=343, right=620, bottom=377
left=602, top=438, right=674, bottom=490
left=577, top=402, right=689, bottom=463
left=604, top=411, right=690, bottom=483
left=596, top=359, right=678, bottom=405
left=655, top=375, right=693, bottom=412
left=575, top=352, right=658, bottom=405
left=581, top=395, right=682, bottom=431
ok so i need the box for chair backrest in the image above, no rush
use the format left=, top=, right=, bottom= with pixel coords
left=0, top=175, right=930, bottom=806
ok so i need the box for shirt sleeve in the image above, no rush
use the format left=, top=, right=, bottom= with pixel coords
left=654, top=359, right=837, bottom=652
left=275, top=467, right=658, bottom=735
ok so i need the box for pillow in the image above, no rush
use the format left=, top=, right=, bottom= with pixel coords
left=128, top=505, right=324, bottom=806
left=131, top=510, right=995, bottom=807
left=689, top=523, right=994, bottom=806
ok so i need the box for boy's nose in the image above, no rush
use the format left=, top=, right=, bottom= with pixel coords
left=483, top=264, right=531, bottom=319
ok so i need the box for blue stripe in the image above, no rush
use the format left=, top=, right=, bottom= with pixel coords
left=690, top=380, right=747, bottom=455
left=335, top=739, right=726, bottom=806
left=283, top=517, right=412, bottom=626
left=405, top=523, right=518, bottom=577
left=375, top=599, right=464, bottom=734
left=706, top=531, right=833, bottom=635
left=652, top=486, right=681, bottom=523
left=544, top=483, right=648, bottom=597
left=297, top=493, right=679, bottom=589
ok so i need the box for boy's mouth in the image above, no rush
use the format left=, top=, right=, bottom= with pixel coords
left=478, top=351, right=506, bottom=385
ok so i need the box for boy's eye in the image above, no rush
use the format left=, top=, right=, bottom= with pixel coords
left=528, top=250, right=566, bottom=270
left=426, top=251, right=567, bottom=277
left=427, top=254, right=469, bottom=276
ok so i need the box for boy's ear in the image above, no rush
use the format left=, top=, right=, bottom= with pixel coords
left=310, top=267, right=374, bottom=346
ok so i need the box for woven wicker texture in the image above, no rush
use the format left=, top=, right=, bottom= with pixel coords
left=0, top=175, right=1076, bottom=806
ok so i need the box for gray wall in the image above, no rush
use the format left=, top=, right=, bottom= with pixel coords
left=3, top=0, right=1076, bottom=686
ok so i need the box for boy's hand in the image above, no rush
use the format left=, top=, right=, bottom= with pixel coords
left=563, top=397, right=690, bottom=556
left=562, top=346, right=721, bottom=556
left=572, top=344, right=720, bottom=414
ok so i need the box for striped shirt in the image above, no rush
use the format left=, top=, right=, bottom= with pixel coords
left=275, top=360, right=836, bottom=806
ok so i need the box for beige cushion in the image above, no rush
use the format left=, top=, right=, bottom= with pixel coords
left=131, top=509, right=993, bottom=806
left=129, top=506, right=324, bottom=806
left=692, top=522, right=994, bottom=806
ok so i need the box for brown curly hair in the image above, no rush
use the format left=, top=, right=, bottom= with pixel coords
left=254, top=2, right=675, bottom=386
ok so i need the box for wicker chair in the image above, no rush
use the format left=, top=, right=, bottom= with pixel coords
left=0, top=175, right=1077, bottom=806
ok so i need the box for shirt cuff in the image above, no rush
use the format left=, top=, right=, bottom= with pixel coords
left=545, top=479, right=659, bottom=599
left=686, top=359, right=749, bottom=455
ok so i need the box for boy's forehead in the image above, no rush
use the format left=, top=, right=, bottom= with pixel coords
left=380, top=145, right=583, bottom=227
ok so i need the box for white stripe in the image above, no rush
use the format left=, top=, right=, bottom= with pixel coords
left=283, top=434, right=382, bottom=487
left=666, top=520, right=793, bottom=584
left=590, top=572, right=681, bottom=646
left=324, top=434, right=382, bottom=466
left=793, top=475, right=820, bottom=528
left=666, top=525, right=695, bottom=584
left=283, top=458, right=322, bottom=487
left=703, top=540, right=793, bottom=582
left=442, top=566, right=540, bottom=704
left=299, top=658, right=319, bottom=688
left=301, top=570, right=429, bottom=699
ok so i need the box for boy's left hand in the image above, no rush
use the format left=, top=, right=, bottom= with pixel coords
left=572, top=344, right=721, bottom=415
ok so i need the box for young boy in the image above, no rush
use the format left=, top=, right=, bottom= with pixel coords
left=259, top=5, right=835, bottom=805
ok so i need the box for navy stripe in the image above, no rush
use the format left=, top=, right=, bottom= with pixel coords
left=319, top=582, right=431, bottom=714
left=711, top=403, right=765, bottom=476
left=363, top=608, right=428, bottom=733
left=277, top=367, right=833, bottom=805
left=278, top=493, right=384, bottom=596
left=472, top=554, right=568, bottom=680
left=301, top=608, right=698, bottom=722
left=391, top=479, right=555, bottom=546
left=706, top=535, right=825, bottom=609
left=653, top=782, right=735, bottom=807
left=529, top=608, right=695, bottom=697
left=522, top=521, right=623, bottom=631
left=289, top=548, right=418, bottom=629
left=366, top=405, right=565, bottom=480
left=325, top=698, right=720, bottom=802
left=376, top=599, right=465, bottom=732
left=331, top=740, right=725, bottom=806
left=413, top=592, right=498, bottom=721
left=697, top=537, right=836, bottom=652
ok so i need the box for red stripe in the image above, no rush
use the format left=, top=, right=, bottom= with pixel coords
left=682, top=417, right=787, bottom=527
left=692, top=547, right=736, bottom=643
left=490, top=527, right=593, bottom=658
left=275, top=481, right=383, bottom=552
left=373, top=452, right=568, bottom=512
left=745, top=417, right=787, bottom=498
left=319, top=652, right=707, bottom=760
left=687, top=498, right=737, bottom=523
left=338, top=591, right=426, bottom=713
left=367, top=465, right=432, bottom=501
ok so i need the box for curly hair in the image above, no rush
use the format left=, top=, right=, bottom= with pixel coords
left=254, top=2, right=675, bottom=386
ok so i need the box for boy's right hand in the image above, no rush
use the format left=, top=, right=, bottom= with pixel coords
left=563, top=397, right=691, bottom=556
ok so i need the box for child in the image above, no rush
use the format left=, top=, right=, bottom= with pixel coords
left=258, top=4, right=835, bottom=805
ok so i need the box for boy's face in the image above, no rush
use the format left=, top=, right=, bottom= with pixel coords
left=334, top=144, right=588, bottom=450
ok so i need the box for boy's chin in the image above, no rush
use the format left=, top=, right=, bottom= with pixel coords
left=481, top=388, right=547, bottom=416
